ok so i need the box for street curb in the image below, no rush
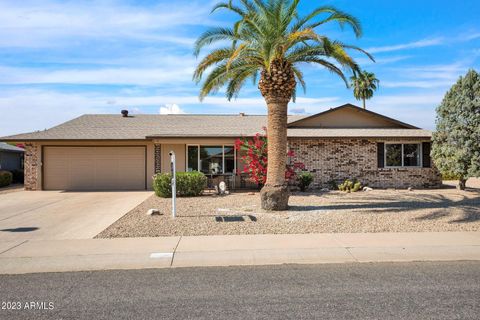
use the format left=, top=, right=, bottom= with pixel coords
left=1, top=232, right=479, bottom=274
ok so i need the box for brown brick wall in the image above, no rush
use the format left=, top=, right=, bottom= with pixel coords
left=24, top=142, right=40, bottom=190
left=22, top=139, right=441, bottom=191
left=289, top=138, right=442, bottom=189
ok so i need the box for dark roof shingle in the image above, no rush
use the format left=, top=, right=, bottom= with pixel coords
left=0, top=113, right=431, bottom=141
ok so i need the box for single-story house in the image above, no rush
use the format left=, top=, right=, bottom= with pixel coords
left=0, top=104, right=442, bottom=191
left=0, top=142, right=24, bottom=171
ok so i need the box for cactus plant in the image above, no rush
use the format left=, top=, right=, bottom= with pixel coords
left=338, top=179, right=362, bottom=193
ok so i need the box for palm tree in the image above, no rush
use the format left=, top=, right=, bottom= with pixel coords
left=193, top=0, right=373, bottom=210
left=350, top=70, right=379, bottom=109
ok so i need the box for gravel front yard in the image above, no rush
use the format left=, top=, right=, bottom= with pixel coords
left=97, top=179, right=480, bottom=238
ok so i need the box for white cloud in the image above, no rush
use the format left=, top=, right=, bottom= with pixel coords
left=159, top=104, right=186, bottom=114
left=355, top=55, right=411, bottom=66
left=379, top=61, right=471, bottom=89
left=367, top=94, right=445, bottom=130
left=289, top=107, right=306, bottom=114
left=371, top=93, right=444, bottom=106
left=381, top=80, right=455, bottom=89
left=0, top=60, right=196, bottom=86
left=0, top=0, right=214, bottom=48
left=131, top=107, right=142, bottom=114
left=457, top=31, right=480, bottom=42
left=367, top=38, right=444, bottom=54
left=0, top=88, right=340, bottom=136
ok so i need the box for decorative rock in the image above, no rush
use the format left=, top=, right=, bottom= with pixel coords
left=363, top=187, right=373, bottom=192
left=218, top=181, right=227, bottom=195
left=320, top=188, right=330, bottom=192
left=147, top=208, right=161, bottom=216
left=408, top=187, right=414, bottom=191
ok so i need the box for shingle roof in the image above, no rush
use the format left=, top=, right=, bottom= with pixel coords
left=0, top=142, right=24, bottom=152
left=0, top=113, right=431, bottom=141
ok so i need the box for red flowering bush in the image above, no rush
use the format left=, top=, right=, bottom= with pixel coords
left=235, top=129, right=305, bottom=186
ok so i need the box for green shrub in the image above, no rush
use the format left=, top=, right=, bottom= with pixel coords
left=297, top=171, right=314, bottom=192
left=338, top=179, right=362, bottom=193
left=441, top=172, right=461, bottom=180
left=0, top=171, right=13, bottom=187
left=153, top=171, right=207, bottom=198
left=12, top=170, right=24, bottom=183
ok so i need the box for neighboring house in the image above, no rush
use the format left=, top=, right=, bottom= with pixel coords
left=0, top=104, right=441, bottom=191
left=0, top=142, right=24, bottom=171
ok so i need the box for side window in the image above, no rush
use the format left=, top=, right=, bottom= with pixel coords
left=385, top=144, right=402, bottom=167
left=403, top=144, right=420, bottom=167
left=385, top=143, right=422, bottom=167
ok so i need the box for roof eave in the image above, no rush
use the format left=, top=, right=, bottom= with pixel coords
left=287, top=103, right=420, bottom=129
left=0, top=138, right=152, bottom=142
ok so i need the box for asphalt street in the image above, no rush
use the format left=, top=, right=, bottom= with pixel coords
left=1, top=261, right=479, bottom=320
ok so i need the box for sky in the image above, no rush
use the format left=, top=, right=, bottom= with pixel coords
left=0, top=0, right=479, bottom=136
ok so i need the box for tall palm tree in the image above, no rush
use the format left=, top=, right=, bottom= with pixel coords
left=193, top=0, right=373, bottom=210
left=350, top=70, right=379, bottom=109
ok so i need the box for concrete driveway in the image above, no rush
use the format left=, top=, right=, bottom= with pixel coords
left=0, top=191, right=151, bottom=241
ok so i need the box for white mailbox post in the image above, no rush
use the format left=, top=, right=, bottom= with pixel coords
left=169, top=151, right=176, bottom=218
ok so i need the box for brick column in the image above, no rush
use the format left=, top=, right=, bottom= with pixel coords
left=154, top=144, right=161, bottom=174
left=24, top=143, right=40, bottom=190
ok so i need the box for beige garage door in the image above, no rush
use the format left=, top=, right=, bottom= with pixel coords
left=43, top=146, right=146, bottom=190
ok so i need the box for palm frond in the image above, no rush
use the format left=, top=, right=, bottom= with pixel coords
left=194, top=27, right=237, bottom=57
left=291, top=5, right=362, bottom=37
left=194, top=0, right=372, bottom=101
left=295, top=56, right=349, bottom=87
left=292, top=66, right=306, bottom=94
left=211, top=2, right=246, bottom=16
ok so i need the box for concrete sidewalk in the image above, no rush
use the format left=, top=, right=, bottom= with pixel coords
left=1, top=232, right=479, bottom=274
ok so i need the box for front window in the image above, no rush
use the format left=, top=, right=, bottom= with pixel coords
left=200, top=146, right=223, bottom=174
left=385, top=143, right=421, bottom=167
left=187, top=146, right=198, bottom=172
left=187, top=145, right=236, bottom=174
left=224, top=146, right=235, bottom=174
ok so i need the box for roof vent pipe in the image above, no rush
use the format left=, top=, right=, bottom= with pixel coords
left=121, top=110, right=129, bottom=117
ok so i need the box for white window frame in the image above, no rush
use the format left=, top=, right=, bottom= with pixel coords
left=384, top=142, right=422, bottom=168
left=186, top=144, right=236, bottom=175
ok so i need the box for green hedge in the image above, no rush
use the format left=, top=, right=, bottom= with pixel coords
left=0, top=171, right=13, bottom=188
left=153, top=171, right=207, bottom=198
left=441, top=172, right=461, bottom=180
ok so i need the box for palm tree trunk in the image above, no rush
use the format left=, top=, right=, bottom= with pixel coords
left=257, top=59, right=295, bottom=211
left=260, top=97, right=289, bottom=210
left=362, top=98, right=366, bottom=109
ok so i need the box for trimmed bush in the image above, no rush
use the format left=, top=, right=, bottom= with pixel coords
left=441, top=172, right=461, bottom=181
left=297, top=172, right=314, bottom=192
left=12, top=170, right=24, bottom=183
left=0, top=171, right=13, bottom=188
left=338, top=179, right=362, bottom=193
left=153, top=171, right=207, bottom=198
